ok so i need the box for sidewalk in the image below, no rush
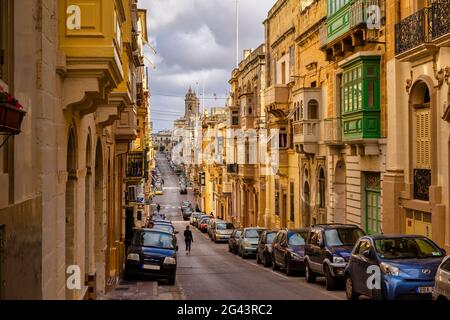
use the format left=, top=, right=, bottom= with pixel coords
left=98, top=279, right=186, bottom=300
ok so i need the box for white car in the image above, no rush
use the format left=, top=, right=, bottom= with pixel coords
left=433, top=255, right=450, bottom=300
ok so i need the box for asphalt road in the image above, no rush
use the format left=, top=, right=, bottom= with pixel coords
left=153, top=153, right=345, bottom=300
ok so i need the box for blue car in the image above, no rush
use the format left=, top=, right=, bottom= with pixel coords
left=345, top=234, right=446, bottom=300
left=125, top=228, right=178, bottom=284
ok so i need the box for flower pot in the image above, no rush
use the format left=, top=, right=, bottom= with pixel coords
left=0, top=103, right=27, bottom=134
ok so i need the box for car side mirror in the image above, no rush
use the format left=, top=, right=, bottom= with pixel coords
left=176, top=246, right=179, bottom=251
left=363, top=249, right=373, bottom=259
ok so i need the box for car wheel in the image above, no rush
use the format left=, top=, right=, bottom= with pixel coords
left=345, top=275, right=359, bottom=300
left=263, top=254, right=271, bottom=268
left=325, top=265, right=337, bottom=291
left=272, top=255, right=279, bottom=271
left=167, top=274, right=176, bottom=286
left=305, top=262, right=316, bottom=283
left=285, top=258, right=294, bottom=276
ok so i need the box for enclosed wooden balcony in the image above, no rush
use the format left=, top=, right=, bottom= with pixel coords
left=238, top=164, right=257, bottom=181
left=323, top=118, right=343, bottom=145
left=293, top=120, right=320, bottom=154
left=115, top=106, right=138, bottom=142
left=264, top=85, right=290, bottom=118
left=59, top=0, right=126, bottom=113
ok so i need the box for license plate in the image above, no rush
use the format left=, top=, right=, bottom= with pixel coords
left=143, top=264, right=160, bottom=270
left=416, top=286, right=433, bottom=294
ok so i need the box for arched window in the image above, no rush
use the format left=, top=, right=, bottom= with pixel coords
left=319, top=168, right=325, bottom=209
left=308, top=99, right=319, bottom=119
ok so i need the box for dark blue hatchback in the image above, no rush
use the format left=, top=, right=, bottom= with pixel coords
left=345, top=234, right=446, bottom=300
left=125, top=228, right=178, bottom=284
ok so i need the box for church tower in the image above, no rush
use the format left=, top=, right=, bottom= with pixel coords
left=184, top=87, right=200, bottom=119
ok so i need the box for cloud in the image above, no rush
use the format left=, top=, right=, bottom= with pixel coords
left=139, top=0, right=277, bottom=131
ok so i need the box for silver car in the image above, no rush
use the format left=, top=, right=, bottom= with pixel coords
left=212, top=221, right=235, bottom=243
left=433, top=255, right=450, bottom=300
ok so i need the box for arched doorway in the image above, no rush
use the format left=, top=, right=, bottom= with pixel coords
left=85, top=135, right=92, bottom=285
left=303, top=182, right=310, bottom=227
left=94, top=139, right=105, bottom=293
left=334, top=161, right=346, bottom=223
left=66, top=129, right=77, bottom=299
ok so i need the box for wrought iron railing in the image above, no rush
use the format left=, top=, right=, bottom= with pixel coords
left=227, top=163, right=238, bottom=174
left=431, top=0, right=450, bottom=40
left=413, top=168, right=431, bottom=201
left=127, top=151, right=144, bottom=178
left=395, top=7, right=433, bottom=54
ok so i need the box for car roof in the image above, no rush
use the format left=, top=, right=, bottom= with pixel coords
left=363, top=234, right=433, bottom=240
left=311, top=224, right=361, bottom=230
left=243, top=227, right=266, bottom=230
left=286, top=228, right=310, bottom=233
left=140, top=228, right=173, bottom=236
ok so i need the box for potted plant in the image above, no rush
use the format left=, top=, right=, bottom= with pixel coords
left=0, top=85, right=26, bottom=134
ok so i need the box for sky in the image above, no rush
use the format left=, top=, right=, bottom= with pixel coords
left=140, top=0, right=277, bottom=132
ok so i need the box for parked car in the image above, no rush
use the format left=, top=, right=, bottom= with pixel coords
left=198, top=217, right=211, bottom=233
left=152, top=223, right=177, bottom=235
left=181, top=201, right=192, bottom=212
left=190, top=213, right=202, bottom=226
left=256, top=230, right=277, bottom=267
left=124, top=229, right=178, bottom=284
left=229, top=229, right=242, bottom=254
left=345, top=234, right=446, bottom=300
left=182, top=207, right=193, bottom=221
left=212, top=221, right=235, bottom=243
left=304, top=224, right=365, bottom=290
left=433, top=255, right=450, bottom=300
left=207, top=219, right=224, bottom=239
left=238, top=227, right=266, bottom=258
left=271, top=228, right=309, bottom=275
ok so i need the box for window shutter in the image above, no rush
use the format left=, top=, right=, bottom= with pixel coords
left=415, top=109, right=431, bottom=169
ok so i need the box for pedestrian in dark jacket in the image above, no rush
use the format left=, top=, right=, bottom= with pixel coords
left=184, top=225, right=193, bottom=255
left=157, top=204, right=161, bottom=212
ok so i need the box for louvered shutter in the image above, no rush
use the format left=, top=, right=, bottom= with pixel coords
left=415, top=108, right=431, bottom=169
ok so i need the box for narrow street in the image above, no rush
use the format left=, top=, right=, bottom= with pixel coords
left=103, top=153, right=345, bottom=300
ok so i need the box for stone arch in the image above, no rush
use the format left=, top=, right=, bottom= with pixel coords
left=94, top=138, right=105, bottom=293
left=65, top=127, right=77, bottom=299
left=84, top=133, right=93, bottom=283
left=334, top=160, right=346, bottom=223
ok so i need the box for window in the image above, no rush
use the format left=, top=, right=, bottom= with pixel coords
left=289, top=46, right=294, bottom=77
left=308, top=100, right=319, bottom=119
left=414, top=108, right=431, bottom=169
left=279, top=128, right=287, bottom=148
left=0, top=0, right=13, bottom=85
left=275, top=179, right=280, bottom=215
left=281, top=61, right=286, bottom=85
left=319, top=168, right=325, bottom=209
left=231, top=111, right=239, bottom=126
left=290, top=181, right=295, bottom=222
left=441, top=259, right=450, bottom=272
left=365, top=172, right=381, bottom=234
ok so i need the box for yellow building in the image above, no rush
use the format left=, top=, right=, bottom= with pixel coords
left=0, top=0, right=146, bottom=299
left=383, top=0, right=450, bottom=251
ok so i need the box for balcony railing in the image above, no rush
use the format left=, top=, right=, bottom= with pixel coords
left=395, top=7, right=431, bottom=54
left=293, top=120, right=320, bottom=144
left=431, top=0, right=450, bottom=40
left=127, top=151, right=144, bottom=178
left=324, top=118, right=342, bottom=145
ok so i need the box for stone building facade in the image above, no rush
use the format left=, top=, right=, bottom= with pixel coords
left=0, top=0, right=148, bottom=299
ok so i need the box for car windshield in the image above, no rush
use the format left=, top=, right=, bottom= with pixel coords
left=152, top=224, right=174, bottom=233
left=375, top=237, right=444, bottom=259
left=266, top=233, right=276, bottom=244
left=200, top=218, right=210, bottom=224
left=245, top=229, right=263, bottom=238
left=217, top=223, right=234, bottom=230
left=133, top=231, right=174, bottom=249
left=288, top=232, right=307, bottom=246
left=324, top=228, right=364, bottom=247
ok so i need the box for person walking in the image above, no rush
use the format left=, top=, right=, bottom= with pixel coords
left=156, top=203, right=161, bottom=213
left=184, top=225, right=193, bottom=255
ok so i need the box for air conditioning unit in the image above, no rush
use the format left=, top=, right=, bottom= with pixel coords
left=128, top=186, right=137, bottom=202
